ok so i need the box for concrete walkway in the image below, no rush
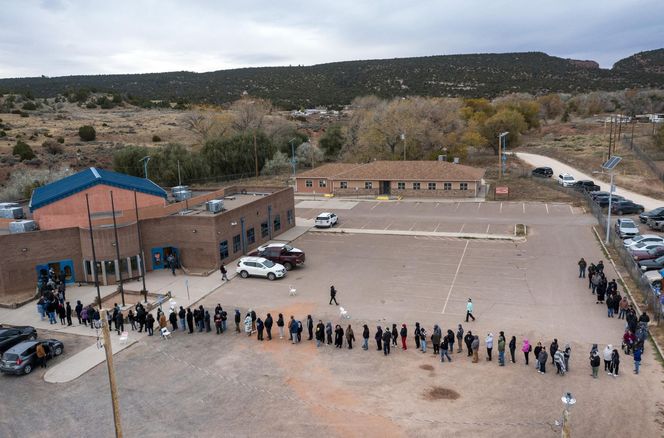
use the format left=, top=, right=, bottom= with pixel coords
left=313, top=227, right=520, bottom=241
left=516, top=151, right=663, bottom=211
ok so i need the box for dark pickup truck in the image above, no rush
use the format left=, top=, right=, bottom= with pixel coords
left=248, top=243, right=305, bottom=271
left=572, top=180, right=600, bottom=192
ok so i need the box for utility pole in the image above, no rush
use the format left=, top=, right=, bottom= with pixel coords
left=85, top=194, right=102, bottom=307
left=133, top=190, right=148, bottom=303
left=177, top=160, right=182, bottom=186
left=109, top=191, right=125, bottom=307
left=608, top=116, right=614, bottom=159
left=289, top=138, right=297, bottom=177
left=101, top=314, right=123, bottom=438
left=498, top=132, right=509, bottom=179
left=617, top=116, right=623, bottom=144
left=400, top=133, right=406, bottom=161
left=630, top=120, right=636, bottom=150
left=253, top=132, right=259, bottom=178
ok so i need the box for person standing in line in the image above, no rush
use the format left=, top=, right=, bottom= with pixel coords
left=346, top=325, right=355, bottom=349
left=116, top=311, right=124, bottom=335
left=554, top=350, right=566, bottom=375
left=382, top=327, right=392, bottom=356
left=618, top=296, right=629, bottom=319
left=159, top=312, right=167, bottom=332
left=465, top=298, right=475, bottom=322
left=485, top=333, right=494, bottom=361
left=186, top=308, right=194, bottom=334
left=446, top=330, right=455, bottom=354
left=538, top=347, right=548, bottom=374
left=440, top=335, right=451, bottom=362
left=65, top=302, right=73, bottom=326
left=307, top=315, right=314, bottom=341
left=220, top=263, right=229, bottom=281
left=244, top=313, right=253, bottom=337
left=375, top=326, right=383, bottom=351
left=509, top=336, right=517, bottom=363
left=250, top=309, right=257, bottom=334
left=563, top=344, right=571, bottom=372
left=315, top=320, right=325, bottom=347
left=606, top=295, right=615, bottom=318
left=400, top=324, right=408, bottom=350
left=235, top=309, right=242, bottom=334
left=329, top=285, right=339, bottom=305
left=578, top=257, right=587, bottom=278
left=464, top=331, right=474, bottom=357
left=471, top=336, right=480, bottom=363
left=297, top=319, right=303, bottom=342
left=590, top=351, right=600, bottom=378
left=534, top=342, right=543, bottom=370
left=214, top=312, right=222, bottom=334
left=75, top=300, right=83, bottom=325
left=276, top=313, right=284, bottom=338
left=550, top=339, right=559, bottom=365
left=178, top=307, right=185, bottom=332
left=633, top=346, right=642, bottom=374
left=414, top=323, right=421, bottom=350
left=256, top=318, right=264, bottom=341
left=432, top=325, right=441, bottom=355
left=497, top=333, right=506, bottom=366
left=58, top=303, right=66, bottom=325
left=456, top=324, right=464, bottom=353
left=420, top=326, right=428, bottom=353
left=265, top=313, right=273, bottom=340
left=169, top=310, right=178, bottom=331
left=287, top=316, right=294, bottom=341
left=146, top=313, right=155, bottom=336
left=362, top=324, right=370, bottom=350
left=611, top=348, right=620, bottom=377
left=291, top=317, right=300, bottom=344
left=81, top=306, right=88, bottom=327
left=391, top=324, right=398, bottom=347
left=603, top=345, right=613, bottom=373
left=326, top=322, right=333, bottom=345
left=334, top=325, right=344, bottom=348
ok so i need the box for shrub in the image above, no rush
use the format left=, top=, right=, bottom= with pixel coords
left=56, top=136, right=65, bottom=144
left=85, top=102, right=97, bottom=109
left=12, top=141, right=36, bottom=160
left=0, top=130, right=5, bottom=137
left=261, top=151, right=291, bottom=175
left=152, top=135, right=161, bottom=142
left=20, top=112, right=29, bottom=118
left=78, top=125, right=96, bottom=141
left=10, top=109, right=22, bottom=115
left=0, top=167, right=73, bottom=201
left=42, top=139, right=64, bottom=154
left=22, top=101, right=37, bottom=111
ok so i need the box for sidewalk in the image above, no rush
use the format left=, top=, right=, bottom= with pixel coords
left=313, top=227, right=520, bottom=241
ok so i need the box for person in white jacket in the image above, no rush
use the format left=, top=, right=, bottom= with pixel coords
left=486, top=333, right=494, bottom=361
left=603, top=344, right=613, bottom=374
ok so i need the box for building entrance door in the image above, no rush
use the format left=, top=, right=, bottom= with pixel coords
left=380, top=181, right=391, bottom=195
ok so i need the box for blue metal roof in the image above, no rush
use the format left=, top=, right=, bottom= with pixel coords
left=29, top=167, right=167, bottom=212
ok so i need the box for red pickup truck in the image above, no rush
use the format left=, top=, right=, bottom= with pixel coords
left=248, top=243, right=305, bottom=270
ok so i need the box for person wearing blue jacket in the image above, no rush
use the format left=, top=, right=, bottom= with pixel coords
left=290, top=316, right=299, bottom=344
left=633, top=346, right=642, bottom=374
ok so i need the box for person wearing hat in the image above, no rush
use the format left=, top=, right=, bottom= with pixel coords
left=466, top=298, right=475, bottom=322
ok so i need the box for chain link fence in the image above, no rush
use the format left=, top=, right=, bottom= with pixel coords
left=583, top=192, right=662, bottom=323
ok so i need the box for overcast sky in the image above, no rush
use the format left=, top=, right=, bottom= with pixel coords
left=0, top=0, right=662, bottom=78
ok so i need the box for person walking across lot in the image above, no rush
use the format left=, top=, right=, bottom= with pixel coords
left=329, top=285, right=339, bottom=305
left=578, top=257, right=587, bottom=278
left=220, top=263, right=229, bottom=281
left=466, top=298, right=475, bottom=322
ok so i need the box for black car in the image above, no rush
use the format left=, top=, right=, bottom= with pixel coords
left=572, top=180, right=600, bottom=192
left=0, top=326, right=37, bottom=354
left=639, top=207, right=664, bottom=224
left=611, top=200, right=644, bottom=215
left=0, top=339, right=63, bottom=375
left=638, top=255, right=664, bottom=272
left=595, top=194, right=625, bottom=208
left=531, top=167, right=553, bottom=178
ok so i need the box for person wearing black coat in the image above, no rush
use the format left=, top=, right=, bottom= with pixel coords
left=400, top=324, right=408, bottom=350
left=315, top=321, right=325, bottom=347
left=65, top=302, right=73, bottom=326
left=169, top=311, right=178, bottom=331
left=146, top=313, right=155, bottom=336
left=186, top=308, right=194, bottom=334
left=256, top=318, right=264, bottom=341
left=362, top=325, right=370, bottom=350
left=391, top=324, right=398, bottom=347
left=326, top=322, right=333, bottom=344
left=307, top=315, right=314, bottom=341
left=75, top=300, right=83, bottom=324
left=265, top=313, right=273, bottom=340
left=375, top=326, right=383, bottom=351
left=414, top=323, right=421, bottom=349
left=509, top=336, right=517, bottom=363
left=382, top=328, right=392, bottom=355
left=204, top=311, right=211, bottom=332
left=250, top=309, right=257, bottom=333
left=550, top=339, right=559, bottom=365
left=334, top=325, right=344, bottom=348
left=464, top=331, right=474, bottom=357
left=115, top=312, right=124, bottom=335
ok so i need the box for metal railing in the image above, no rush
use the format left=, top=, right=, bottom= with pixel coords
left=583, top=192, right=662, bottom=323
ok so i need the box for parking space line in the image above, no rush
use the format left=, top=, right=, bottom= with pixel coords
left=522, top=203, right=526, bottom=214
left=569, top=205, right=574, bottom=214
left=434, top=223, right=441, bottom=232
left=459, top=223, right=465, bottom=232
left=500, top=202, right=503, bottom=214
left=442, top=240, right=470, bottom=314
left=360, top=222, right=368, bottom=229
left=384, top=222, right=393, bottom=230
left=409, top=222, right=416, bottom=231
left=477, top=203, right=481, bottom=210
left=545, top=203, right=549, bottom=214
left=455, top=202, right=460, bottom=210
left=371, top=203, right=379, bottom=210
left=435, top=202, right=440, bottom=208
left=486, top=224, right=490, bottom=233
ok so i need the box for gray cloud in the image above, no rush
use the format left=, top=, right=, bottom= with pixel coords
left=0, top=0, right=662, bottom=78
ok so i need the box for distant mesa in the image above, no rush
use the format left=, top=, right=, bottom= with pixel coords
left=566, top=59, right=600, bottom=69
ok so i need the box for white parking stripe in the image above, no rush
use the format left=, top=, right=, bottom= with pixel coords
left=442, top=240, right=470, bottom=314
left=384, top=222, right=393, bottom=230
left=434, top=223, right=441, bottom=232
left=545, top=203, right=549, bottom=214
left=522, top=203, right=526, bottom=214
left=486, top=224, right=490, bottom=233
left=569, top=205, right=574, bottom=214
left=455, top=202, right=460, bottom=210
left=371, top=203, right=379, bottom=210
left=459, top=223, right=465, bottom=232
left=500, top=202, right=503, bottom=214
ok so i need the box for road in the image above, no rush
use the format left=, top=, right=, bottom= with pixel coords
left=516, top=151, right=664, bottom=211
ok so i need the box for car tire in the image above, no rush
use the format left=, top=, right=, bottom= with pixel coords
left=23, top=364, right=32, bottom=375
left=283, top=262, right=293, bottom=271
left=240, top=270, right=249, bottom=279
left=54, top=346, right=62, bottom=356
left=267, top=273, right=276, bottom=281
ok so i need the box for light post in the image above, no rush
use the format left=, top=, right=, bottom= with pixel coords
left=602, top=156, right=622, bottom=244
left=400, top=133, right=406, bottom=161
left=560, top=392, right=576, bottom=438
left=289, top=138, right=297, bottom=177
left=498, top=132, right=509, bottom=178
left=139, top=156, right=151, bottom=179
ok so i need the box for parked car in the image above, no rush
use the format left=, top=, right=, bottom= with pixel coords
left=572, top=180, right=600, bottom=192
left=236, top=256, right=286, bottom=281
left=611, top=200, right=644, bottom=215
left=557, top=173, right=576, bottom=187
left=627, top=241, right=664, bottom=254
left=249, top=243, right=305, bottom=271
left=632, top=245, right=664, bottom=261
left=648, top=218, right=664, bottom=231
left=531, top=167, right=553, bottom=178
left=639, top=255, right=664, bottom=271
left=0, top=326, right=37, bottom=354
left=615, top=218, right=639, bottom=239
left=595, top=194, right=625, bottom=208
left=639, top=207, right=664, bottom=224
left=624, top=234, right=664, bottom=247
left=0, top=339, right=63, bottom=375
left=315, top=212, right=338, bottom=228
left=590, top=191, right=610, bottom=200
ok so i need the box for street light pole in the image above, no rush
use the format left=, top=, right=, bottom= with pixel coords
left=606, top=172, right=614, bottom=244
left=498, top=132, right=509, bottom=179
left=85, top=194, right=102, bottom=308
left=289, top=138, right=297, bottom=177
left=400, top=133, right=406, bottom=161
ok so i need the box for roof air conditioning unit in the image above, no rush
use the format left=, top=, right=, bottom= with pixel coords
left=10, top=220, right=38, bottom=233
left=453, top=157, right=460, bottom=164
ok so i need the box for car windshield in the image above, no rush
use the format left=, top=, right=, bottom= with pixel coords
left=262, top=260, right=276, bottom=268
left=563, top=176, right=574, bottom=180
left=631, top=236, right=645, bottom=243
left=623, top=222, right=637, bottom=229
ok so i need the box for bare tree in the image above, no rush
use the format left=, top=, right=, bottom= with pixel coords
left=182, top=113, right=214, bottom=140
left=230, top=98, right=273, bottom=132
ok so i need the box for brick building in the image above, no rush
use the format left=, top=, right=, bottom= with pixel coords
left=295, top=160, right=485, bottom=197
left=0, top=168, right=295, bottom=298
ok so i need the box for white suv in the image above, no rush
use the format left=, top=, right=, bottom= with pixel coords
left=236, top=257, right=286, bottom=281
left=315, top=212, right=338, bottom=228
left=557, top=173, right=576, bottom=187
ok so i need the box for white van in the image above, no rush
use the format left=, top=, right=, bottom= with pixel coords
left=557, top=173, right=576, bottom=187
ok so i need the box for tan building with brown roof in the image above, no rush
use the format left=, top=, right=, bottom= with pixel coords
left=295, top=161, right=485, bottom=197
